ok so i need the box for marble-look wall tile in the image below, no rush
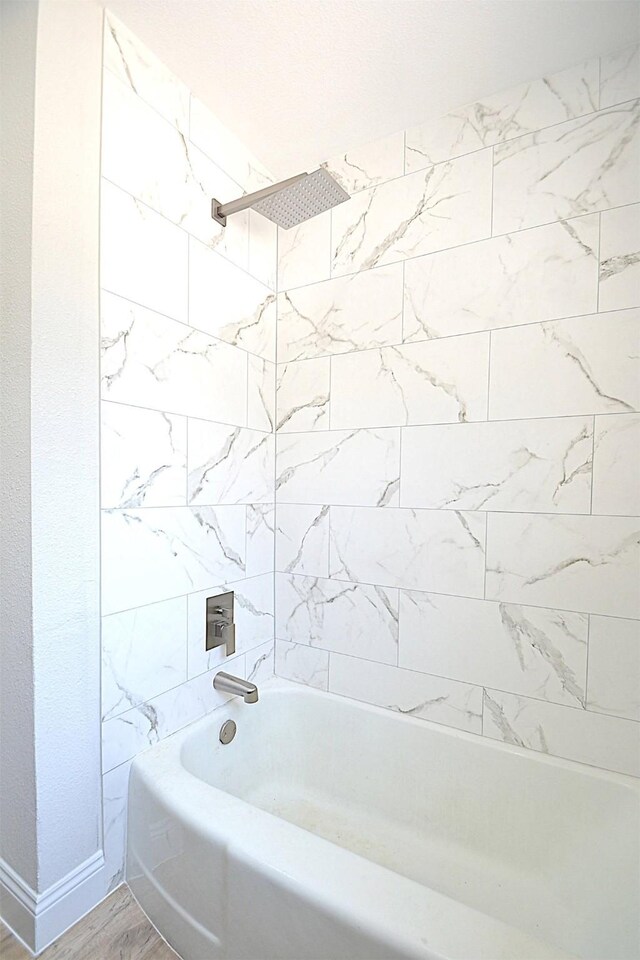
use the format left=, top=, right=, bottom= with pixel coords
left=102, top=505, right=246, bottom=614
left=275, top=639, right=329, bottom=690
left=101, top=179, right=188, bottom=323
left=277, top=264, right=403, bottom=363
left=104, top=13, right=189, bottom=134
left=102, top=597, right=187, bottom=721
left=249, top=211, right=278, bottom=290
left=189, top=237, right=276, bottom=360
left=246, top=503, right=275, bottom=578
left=330, top=334, right=489, bottom=429
left=102, top=662, right=246, bottom=772
left=400, top=417, right=593, bottom=514
left=101, top=291, right=247, bottom=425
left=102, top=69, right=191, bottom=226
left=599, top=205, right=640, bottom=312
left=330, top=506, right=486, bottom=598
left=276, top=429, right=400, bottom=507
left=187, top=420, right=273, bottom=505
left=592, top=414, right=640, bottom=516
left=278, top=211, right=331, bottom=291
left=330, top=654, right=483, bottom=734
left=405, top=59, right=598, bottom=171
left=486, top=512, right=640, bottom=618
left=322, top=131, right=405, bottom=193
left=179, top=142, right=250, bottom=270
left=483, top=688, right=640, bottom=778
left=102, top=760, right=132, bottom=893
left=399, top=592, right=587, bottom=707
left=332, top=148, right=492, bottom=276
left=276, top=573, right=399, bottom=664
left=492, top=100, right=640, bottom=234
left=101, top=402, right=187, bottom=508
left=403, top=215, right=599, bottom=341
left=489, top=309, right=640, bottom=421
left=276, top=358, right=330, bottom=432
left=246, top=639, right=275, bottom=685
left=187, top=573, right=274, bottom=678
left=247, top=356, right=275, bottom=432
left=189, top=94, right=273, bottom=193
left=600, top=44, right=640, bottom=109
left=587, top=615, right=640, bottom=721
left=275, top=504, right=330, bottom=577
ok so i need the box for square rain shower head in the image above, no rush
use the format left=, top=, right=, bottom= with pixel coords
left=251, top=168, right=350, bottom=229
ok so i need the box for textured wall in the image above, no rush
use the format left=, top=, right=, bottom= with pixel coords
left=99, top=13, right=277, bottom=891
left=274, top=46, right=640, bottom=778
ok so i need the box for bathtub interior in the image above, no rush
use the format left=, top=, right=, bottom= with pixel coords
left=180, top=686, right=640, bottom=960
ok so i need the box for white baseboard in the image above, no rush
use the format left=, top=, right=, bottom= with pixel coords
left=0, top=850, right=106, bottom=955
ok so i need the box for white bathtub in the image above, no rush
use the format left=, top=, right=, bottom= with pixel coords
left=127, top=681, right=639, bottom=960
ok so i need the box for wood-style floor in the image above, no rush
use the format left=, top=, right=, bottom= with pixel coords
left=0, top=885, right=180, bottom=959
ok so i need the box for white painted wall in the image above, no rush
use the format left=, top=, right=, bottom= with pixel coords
left=0, top=0, right=104, bottom=951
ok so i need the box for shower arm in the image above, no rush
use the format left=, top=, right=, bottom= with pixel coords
left=211, top=172, right=308, bottom=226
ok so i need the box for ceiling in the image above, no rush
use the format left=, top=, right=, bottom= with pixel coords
left=103, top=0, right=640, bottom=178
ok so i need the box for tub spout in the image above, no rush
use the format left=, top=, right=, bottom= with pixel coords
left=213, top=671, right=259, bottom=704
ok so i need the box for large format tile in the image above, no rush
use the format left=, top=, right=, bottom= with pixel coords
left=276, top=358, right=330, bottom=432
left=600, top=44, right=640, bottom=109
left=488, top=309, right=639, bottom=420
left=101, top=505, right=246, bottom=614
left=102, top=69, right=191, bottom=226
left=277, top=264, right=403, bottom=363
left=101, top=402, right=187, bottom=508
left=247, top=355, right=275, bottom=432
left=275, top=503, right=330, bottom=577
left=587, top=615, right=640, bottom=721
left=399, top=592, right=587, bottom=707
left=275, top=639, right=329, bottom=690
left=101, top=179, right=188, bottom=323
left=178, top=142, right=250, bottom=270
left=101, top=662, right=246, bottom=772
left=322, top=130, right=405, bottom=193
left=189, top=237, right=276, bottom=360
left=101, top=597, right=187, bottom=721
left=599, top=205, right=640, bottom=312
left=104, top=12, right=189, bottom=134
left=330, top=506, right=486, bottom=598
left=187, top=420, right=273, bottom=505
left=405, top=59, right=598, bottom=171
left=276, top=429, right=400, bottom=507
left=483, top=688, right=640, bottom=777
left=187, top=573, right=274, bottom=678
left=330, top=335, right=489, bottom=429
left=329, top=654, right=483, bottom=733
left=332, top=149, right=492, bottom=276
left=246, top=503, right=275, bottom=578
left=102, top=761, right=132, bottom=893
left=276, top=573, right=399, bottom=664
left=189, top=94, right=273, bottom=194
left=592, top=413, right=640, bottom=516
left=278, top=212, right=331, bottom=290
left=101, top=291, right=247, bottom=425
left=493, top=100, right=640, bottom=233
left=400, top=417, right=593, bottom=513
left=246, top=639, right=275, bottom=685
left=403, top=215, right=599, bottom=341
left=486, top=513, right=640, bottom=618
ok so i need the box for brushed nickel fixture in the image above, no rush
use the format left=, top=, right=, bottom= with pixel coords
left=213, top=671, right=259, bottom=704
left=219, top=719, right=237, bottom=744
left=206, top=592, right=235, bottom=656
left=211, top=168, right=349, bottom=230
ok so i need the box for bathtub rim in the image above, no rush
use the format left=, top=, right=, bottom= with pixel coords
left=126, top=679, right=638, bottom=960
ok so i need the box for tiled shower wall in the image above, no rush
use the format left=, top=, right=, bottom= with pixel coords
left=99, top=13, right=277, bottom=890
left=274, top=45, right=640, bottom=778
